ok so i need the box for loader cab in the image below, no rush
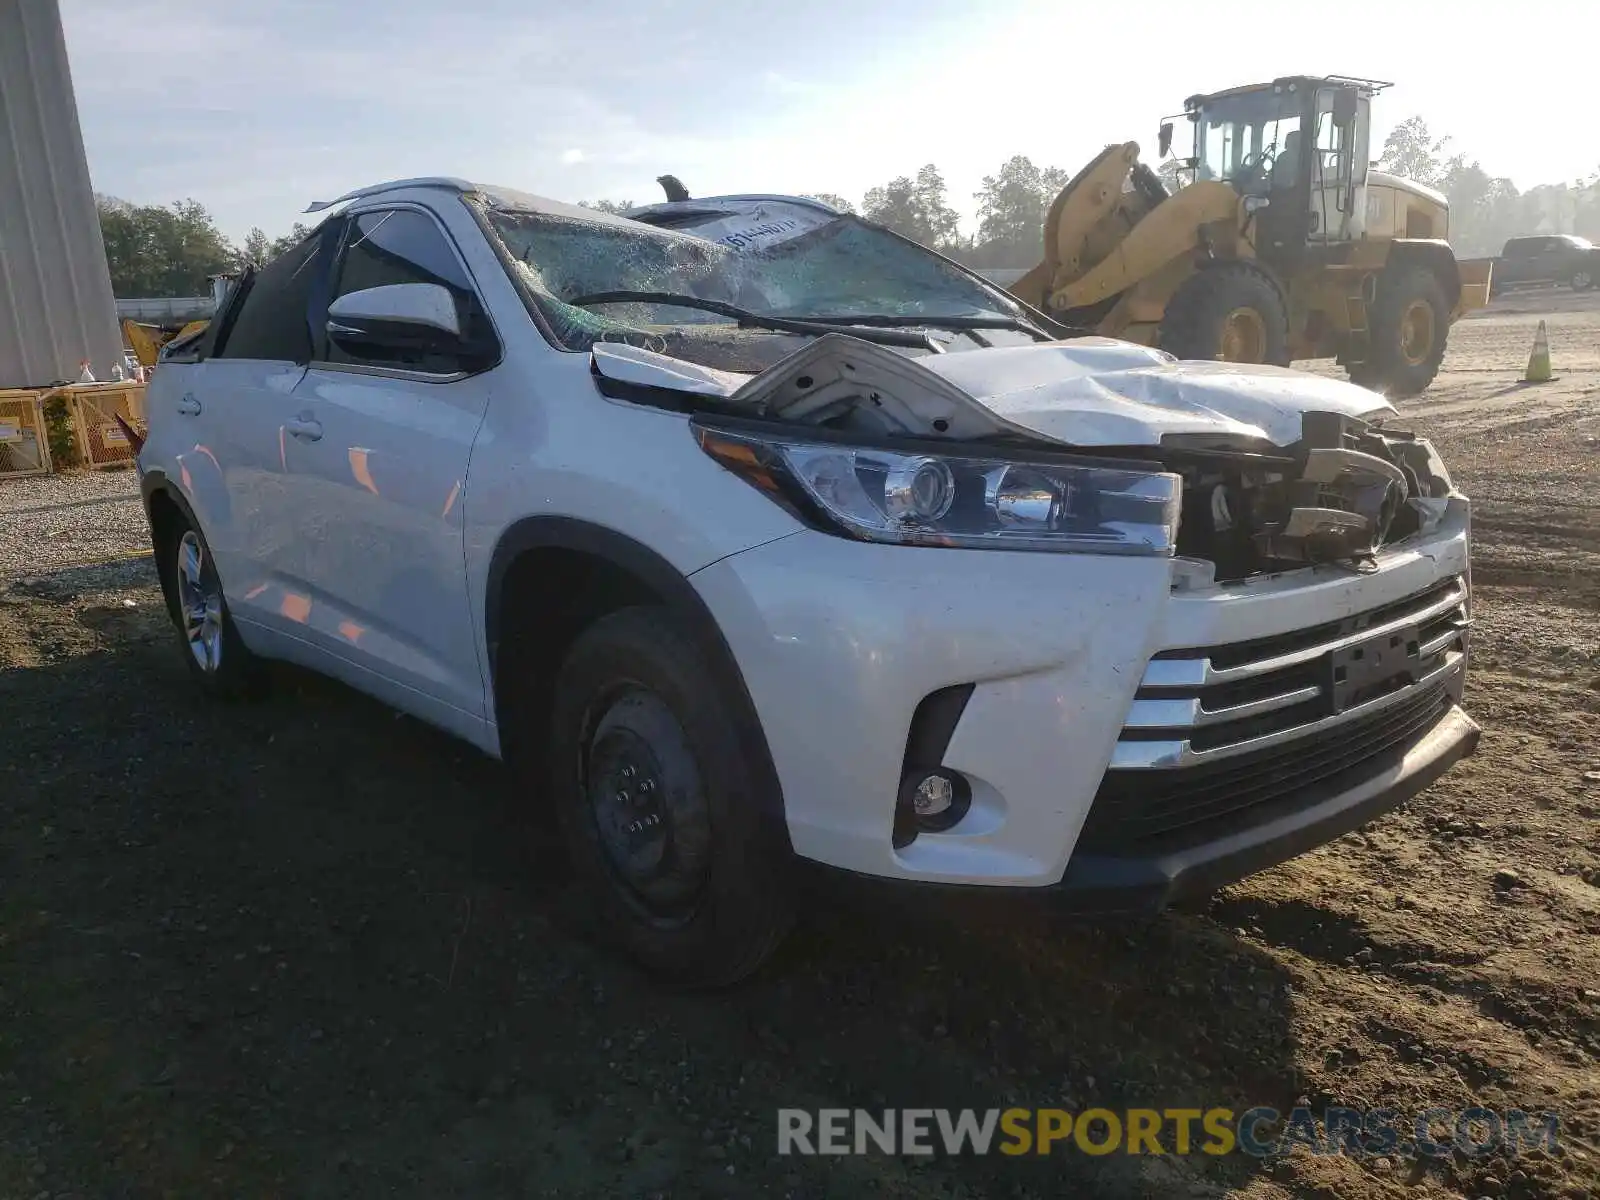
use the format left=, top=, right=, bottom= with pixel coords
left=1185, top=76, right=1383, bottom=264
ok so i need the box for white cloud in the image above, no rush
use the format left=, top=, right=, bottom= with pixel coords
left=560, top=149, right=586, bottom=165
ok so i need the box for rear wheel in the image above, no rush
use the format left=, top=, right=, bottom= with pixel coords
left=1348, top=265, right=1449, bottom=397
left=155, top=514, right=262, bottom=698
left=543, top=606, right=793, bottom=987
left=1157, top=264, right=1290, bottom=366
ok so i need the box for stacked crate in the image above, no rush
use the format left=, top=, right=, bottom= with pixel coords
left=0, top=389, right=53, bottom=477
left=69, top=383, right=145, bottom=469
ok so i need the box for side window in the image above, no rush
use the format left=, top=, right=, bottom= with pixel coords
left=214, top=235, right=324, bottom=361
left=324, top=209, right=496, bottom=373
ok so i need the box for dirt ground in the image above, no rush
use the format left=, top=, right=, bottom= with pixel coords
left=3, top=291, right=1598, bottom=1200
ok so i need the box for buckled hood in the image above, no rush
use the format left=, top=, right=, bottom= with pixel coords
left=592, top=334, right=1395, bottom=450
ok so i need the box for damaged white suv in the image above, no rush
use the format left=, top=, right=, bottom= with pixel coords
left=138, top=180, right=1477, bottom=985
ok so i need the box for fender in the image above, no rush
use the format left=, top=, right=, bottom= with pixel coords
left=139, top=466, right=199, bottom=532
left=485, top=516, right=745, bottom=684
left=484, top=515, right=791, bottom=842
left=140, top=444, right=231, bottom=541
left=1386, top=239, right=1462, bottom=309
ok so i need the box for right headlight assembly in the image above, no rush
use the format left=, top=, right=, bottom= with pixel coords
left=696, top=426, right=1182, bottom=555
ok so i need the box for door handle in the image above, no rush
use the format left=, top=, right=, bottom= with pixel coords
left=176, top=394, right=202, bottom=416
left=285, top=416, right=323, bottom=442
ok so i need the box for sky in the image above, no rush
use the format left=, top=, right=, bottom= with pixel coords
left=61, top=0, right=1595, bottom=245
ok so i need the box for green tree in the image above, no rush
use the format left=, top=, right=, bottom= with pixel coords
left=972, top=155, right=1069, bottom=269
left=861, top=164, right=961, bottom=252
left=96, top=197, right=238, bottom=297
left=801, top=192, right=856, bottom=214
left=1435, top=156, right=1522, bottom=256
left=241, top=226, right=271, bottom=266
left=1576, top=168, right=1600, bottom=240
left=267, top=222, right=313, bottom=258
left=1378, top=117, right=1449, bottom=188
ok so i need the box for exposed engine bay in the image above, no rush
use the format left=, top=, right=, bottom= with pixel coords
left=1162, top=415, right=1454, bottom=581
left=590, top=332, right=1459, bottom=583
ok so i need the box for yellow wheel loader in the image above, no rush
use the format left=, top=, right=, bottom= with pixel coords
left=1007, top=76, right=1493, bottom=396
left=122, top=317, right=210, bottom=370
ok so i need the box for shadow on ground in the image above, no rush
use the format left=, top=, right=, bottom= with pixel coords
left=1, top=574, right=1302, bottom=1198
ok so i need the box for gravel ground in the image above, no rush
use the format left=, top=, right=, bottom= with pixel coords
left=2, top=291, right=1598, bottom=1199
left=0, top=466, right=147, bottom=577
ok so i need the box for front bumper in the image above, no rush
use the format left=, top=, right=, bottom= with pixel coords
left=1053, top=704, right=1479, bottom=911
left=691, top=501, right=1474, bottom=890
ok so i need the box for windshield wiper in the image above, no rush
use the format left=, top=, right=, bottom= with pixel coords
left=793, top=312, right=1053, bottom=338
left=566, top=291, right=940, bottom=350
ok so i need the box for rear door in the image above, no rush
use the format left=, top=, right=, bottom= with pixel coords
left=180, top=232, right=331, bottom=623
left=279, top=204, right=499, bottom=731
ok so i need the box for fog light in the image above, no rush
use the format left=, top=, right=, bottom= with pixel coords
left=912, top=773, right=954, bottom=817
left=895, top=767, right=971, bottom=843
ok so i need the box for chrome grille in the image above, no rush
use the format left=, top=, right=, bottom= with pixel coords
left=1075, top=577, right=1471, bottom=853
left=1114, top=576, right=1469, bottom=770
left=1077, top=680, right=1454, bottom=852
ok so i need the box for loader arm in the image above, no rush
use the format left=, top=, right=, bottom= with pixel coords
left=1011, top=141, right=1248, bottom=320
left=1050, top=180, right=1246, bottom=311
left=1009, top=142, right=1142, bottom=311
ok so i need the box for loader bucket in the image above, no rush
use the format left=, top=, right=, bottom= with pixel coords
left=1455, top=260, right=1493, bottom=318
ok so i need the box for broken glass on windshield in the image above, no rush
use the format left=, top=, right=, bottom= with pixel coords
left=483, top=208, right=1027, bottom=353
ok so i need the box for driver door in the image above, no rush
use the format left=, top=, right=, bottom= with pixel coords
left=1307, top=90, right=1367, bottom=243
left=278, top=206, right=499, bottom=736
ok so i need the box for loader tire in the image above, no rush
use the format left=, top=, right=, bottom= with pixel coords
left=1347, top=265, right=1449, bottom=398
left=1157, top=264, right=1289, bottom=366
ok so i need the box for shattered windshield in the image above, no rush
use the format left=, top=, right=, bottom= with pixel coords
left=484, top=208, right=1030, bottom=353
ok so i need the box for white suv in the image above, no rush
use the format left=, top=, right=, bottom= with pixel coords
left=138, top=179, right=1478, bottom=985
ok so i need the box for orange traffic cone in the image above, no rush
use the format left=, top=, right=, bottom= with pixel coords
left=1524, top=320, right=1553, bottom=383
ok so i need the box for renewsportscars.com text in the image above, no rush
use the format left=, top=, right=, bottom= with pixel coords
left=777, top=1106, right=1560, bottom=1159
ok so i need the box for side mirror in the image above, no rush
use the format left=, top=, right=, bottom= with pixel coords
left=1158, top=121, right=1174, bottom=158
left=327, top=282, right=462, bottom=347
left=1332, top=86, right=1359, bottom=127
left=324, top=283, right=473, bottom=369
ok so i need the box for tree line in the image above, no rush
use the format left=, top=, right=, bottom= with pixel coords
left=98, top=123, right=1600, bottom=297
left=1371, top=118, right=1599, bottom=256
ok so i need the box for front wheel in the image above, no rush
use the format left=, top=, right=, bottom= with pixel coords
left=1157, top=263, right=1290, bottom=366
left=1347, top=265, right=1449, bottom=398
left=544, top=607, right=793, bottom=987
left=1572, top=267, right=1595, bottom=292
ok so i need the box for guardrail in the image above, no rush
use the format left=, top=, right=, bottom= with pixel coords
left=115, top=296, right=215, bottom=324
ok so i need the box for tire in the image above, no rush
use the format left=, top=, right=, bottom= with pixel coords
left=544, top=606, right=793, bottom=987
left=1347, top=265, right=1449, bottom=398
left=1572, top=267, right=1595, bottom=292
left=154, top=513, right=263, bottom=698
left=1157, top=263, right=1290, bottom=366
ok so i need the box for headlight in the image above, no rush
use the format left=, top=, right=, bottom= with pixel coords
left=696, top=426, right=1181, bottom=555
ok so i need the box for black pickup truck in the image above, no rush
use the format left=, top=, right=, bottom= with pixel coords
left=1473, top=234, right=1599, bottom=293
